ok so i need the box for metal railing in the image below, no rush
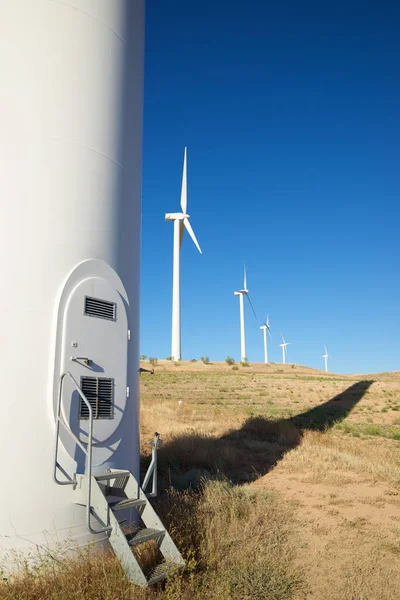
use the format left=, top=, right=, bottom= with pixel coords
left=142, top=432, right=162, bottom=498
left=53, top=371, right=112, bottom=535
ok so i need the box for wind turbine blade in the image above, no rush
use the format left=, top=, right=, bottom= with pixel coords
left=244, top=263, right=247, bottom=291
left=268, top=329, right=273, bottom=340
left=246, top=293, right=257, bottom=320
left=266, top=314, right=269, bottom=327
left=179, top=221, right=185, bottom=248
left=324, top=343, right=328, bottom=355
left=180, top=147, right=187, bottom=214
left=183, top=218, right=202, bottom=254
left=281, top=333, right=285, bottom=344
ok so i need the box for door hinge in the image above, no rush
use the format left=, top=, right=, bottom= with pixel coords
left=127, top=329, right=131, bottom=341
left=126, top=386, right=130, bottom=398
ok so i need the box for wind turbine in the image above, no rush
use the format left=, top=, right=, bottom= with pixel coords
left=323, top=344, right=329, bottom=372
left=165, top=148, right=202, bottom=361
left=234, top=264, right=256, bottom=362
left=279, top=333, right=290, bottom=364
left=260, top=315, right=271, bottom=364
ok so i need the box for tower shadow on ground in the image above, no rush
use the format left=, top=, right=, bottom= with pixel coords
left=150, top=380, right=374, bottom=489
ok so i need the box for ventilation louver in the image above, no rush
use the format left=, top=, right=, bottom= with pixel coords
left=80, top=377, right=114, bottom=420
left=84, top=296, right=116, bottom=321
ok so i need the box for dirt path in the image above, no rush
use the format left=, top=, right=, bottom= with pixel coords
left=255, top=470, right=400, bottom=599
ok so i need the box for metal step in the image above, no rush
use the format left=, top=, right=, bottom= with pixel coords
left=105, top=485, right=130, bottom=498
left=74, top=471, right=185, bottom=586
left=109, top=497, right=146, bottom=511
left=127, top=527, right=165, bottom=547
left=146, top=561, right=183, bottom=586
left=94, top=471, right=131, bottom=482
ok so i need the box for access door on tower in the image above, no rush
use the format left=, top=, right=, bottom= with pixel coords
left=60, top=276, right=129, bottom=447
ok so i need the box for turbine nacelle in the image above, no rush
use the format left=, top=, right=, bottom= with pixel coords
left=165, top=212, right=189, bottom=221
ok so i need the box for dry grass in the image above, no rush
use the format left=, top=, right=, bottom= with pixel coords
left=0, top=482, right=303, bottom=600
left=0, top=547, right=140, bottom=600
left=3, top=360, right=400, bottom=598
left=278, top=429, right=400, bottom=485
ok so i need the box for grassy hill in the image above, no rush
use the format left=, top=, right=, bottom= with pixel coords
left=139, top=360, right=400, bottom=599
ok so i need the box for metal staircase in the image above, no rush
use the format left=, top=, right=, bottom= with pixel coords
left=54, top=371, right=185, bottom=587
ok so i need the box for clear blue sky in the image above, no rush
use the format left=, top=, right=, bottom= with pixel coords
left=140, top=0, right=400, bottom=374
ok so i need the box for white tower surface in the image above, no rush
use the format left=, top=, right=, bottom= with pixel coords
left=0, top=0, right=145, bottom=554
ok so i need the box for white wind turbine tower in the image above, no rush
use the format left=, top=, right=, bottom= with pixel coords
left=234, top=265, right=256, bottom=362
left=165, top=148, right=202, bottom=361
left=279, top=333, right=290, bottom=364
left=260, top=315, right=271, bottom=364
left=323, top=344, right=329, bottom=372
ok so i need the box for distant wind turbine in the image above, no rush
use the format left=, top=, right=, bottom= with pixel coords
left=279, top=333, right=290, bottom=364
left=234, top=264, right=256, bottom=362
left=260, top=315, right=271, bottom=364
left=323, top=344, right=329, bottom=372
left=165, top=148, right=202, bottom=361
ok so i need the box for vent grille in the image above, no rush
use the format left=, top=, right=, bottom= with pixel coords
left=84, top=296, right=116, bottom=321
left=80, top=377, right=114, bottom=420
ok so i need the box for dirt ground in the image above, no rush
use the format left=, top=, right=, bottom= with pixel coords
left=140, top=360, right=400, bottom=599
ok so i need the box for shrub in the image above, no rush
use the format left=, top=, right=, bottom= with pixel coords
left=363, top=424, right=384, bottom=437
left=140, top=354, right=147, bottom=361
left=149, top=356, right=158, bottom=366
left=232, top=365, right=239, bottom=371
left=225, top=356, right=235, bottom=365
left=166, top=356, right=173, bottom=361
left=190, top=358, right=197, bottom=362
left=201, top=356, right=210, bottom=365
left=241, top=361, right=249, bottom=367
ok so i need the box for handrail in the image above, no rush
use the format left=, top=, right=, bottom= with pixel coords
left=142, top=432, right=161, bottom=497
left=54, top=371, right=112, bottom=535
